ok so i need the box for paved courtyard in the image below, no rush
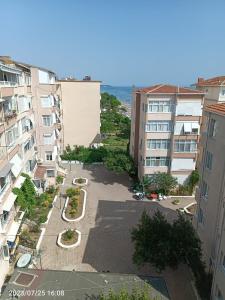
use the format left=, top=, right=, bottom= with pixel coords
left=39, top=164, right=196, bottom=300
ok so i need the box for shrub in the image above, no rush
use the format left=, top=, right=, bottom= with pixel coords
left=70, top=199, right=78, bottom=210
left=63, top=229, right=74, bottom=240
left=38, top=214, right=47, bottom=224
left=77, top=178, right=85, bottom=184
left=66, top=188, right=77, bottom=198
left=56, top=175, right=64, bottom=185
left=46, top=185, right=56, bottom=195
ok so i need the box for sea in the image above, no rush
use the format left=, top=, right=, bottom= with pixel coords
left=100, top=85, right=133, bottom=104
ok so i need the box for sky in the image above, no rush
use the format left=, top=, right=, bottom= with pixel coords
left=1, top=0, right=225, bottom=86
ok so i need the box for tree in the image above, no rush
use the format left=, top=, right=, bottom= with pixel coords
left=104, top=151, right=135, bottom=175
left=148, top=172, right=178, bottom=195
left=188, top=170, right=200, bottom=192
left=131, top=210, right=172, bottom=271
left=131, top=211, right=212, bottom=299
left=99, top=286, right=152, bottom=300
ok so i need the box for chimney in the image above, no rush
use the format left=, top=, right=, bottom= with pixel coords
left=198, top=77, right=204, bottom=84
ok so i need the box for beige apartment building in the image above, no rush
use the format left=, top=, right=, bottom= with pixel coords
left=0, top=56, right=63, bottom=292
left=0, top=57, right=36, bottom=290
left=195, top=103, right=225, bottom=300
left=59, top=79, right=101, bottom=149
left=196, top=76, right=225, bottom=105
left=130, top=84, right=204, bottom=183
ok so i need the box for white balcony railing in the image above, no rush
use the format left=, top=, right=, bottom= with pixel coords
left=0, top=81, right=18, bottom=87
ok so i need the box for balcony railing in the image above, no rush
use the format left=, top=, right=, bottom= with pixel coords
left=4, top=111, right=17, bottom=121
left=0, top=81, right=18, bottom=87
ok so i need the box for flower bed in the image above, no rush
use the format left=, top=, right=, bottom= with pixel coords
left=57, top=229, right=81, bottom=249
left=62, top=188, right=87, bottom=222
left=73, top=177, right=88, bottom=187
left=19, top=225, right=41, bottom=250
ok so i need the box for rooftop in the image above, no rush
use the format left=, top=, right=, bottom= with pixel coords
left=136, top=84, right=203, bottom=95
left=0, top=55, right=55, bottom=74
left=197, top=76, right=225, bottom=87
left=1, top=269, right=170, bottom=300
left=205, top=103, right=225, bottom=116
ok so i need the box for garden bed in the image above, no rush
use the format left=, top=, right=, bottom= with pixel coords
left=73, top=177, right=88, bottom=187
left=57, top=229, right=81, bottom=249
left=62, top=189, right=86, bottom=222
left=19, top=225, right=41, bottom=250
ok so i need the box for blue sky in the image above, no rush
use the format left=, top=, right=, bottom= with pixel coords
left=2, top=0, right=225, bottom=85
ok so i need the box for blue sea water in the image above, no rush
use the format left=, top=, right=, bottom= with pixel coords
left=100, top=85, right=133, bottom=104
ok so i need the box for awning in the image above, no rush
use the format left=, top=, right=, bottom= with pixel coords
left=183, top=123, right=192, bottom=133
left=0, top=63, right=22, bottom=75
left=0, top=163, right=12, bottom=177
left=192, top=123, right=200, bottom=129
left=7, top=221, right=20, bottom=243
left=10, top=154, right=22, bottom=177
left=2, top=193, right=16, bottom=211
left=14, top=176, right=26, bottom=189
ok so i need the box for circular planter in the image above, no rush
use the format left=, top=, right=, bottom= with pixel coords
left=57, top=229, right=81, bottom=249
left=62, top=189, right=87, bottom=222
left=73, top=177, right=88, bottom=187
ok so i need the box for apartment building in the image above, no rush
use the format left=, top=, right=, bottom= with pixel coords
left=59, top=79, right=101, bottom=148
left=0, top=57, right=36, bottom=290
left=0, top=56, right=63, bottom=291
left=130, top=84, right=204, bottom=183
left=196, top=76, right=225, bottom=105
left=195, top=103, right=225, bottom=300
left=29, top=65, right=62, bottom=187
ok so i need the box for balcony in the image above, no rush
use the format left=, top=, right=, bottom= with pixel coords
left=4, top=111, right=17, bottom=122
left=0, top=81, right=18, bottom=88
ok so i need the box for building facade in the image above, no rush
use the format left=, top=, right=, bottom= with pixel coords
left=0, top=56, right=63, bottom=291
left=130, top=84, right=204, bottom=183
left=0, top=57, right=36, bottom=289
left=195, top=103, right=225, bottom=300
left=59, top=79, right=101, bottom=149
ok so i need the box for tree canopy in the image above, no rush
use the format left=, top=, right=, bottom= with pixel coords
left=147, top=173, right=178, bottom=195
left=131, top=210, right=212, bottom=299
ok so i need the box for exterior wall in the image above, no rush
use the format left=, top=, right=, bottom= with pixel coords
left=59, top=80, right=100, bottom=148
left=0, top=60, right=36, bottom=292
left=130, top=89, right=203, bottom=183
left=195, top=110, right=225, bottom=300
left=30, top=67, right=62, bottom=182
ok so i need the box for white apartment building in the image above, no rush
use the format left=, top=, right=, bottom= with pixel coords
left=130, top=84, right=204, bottom=183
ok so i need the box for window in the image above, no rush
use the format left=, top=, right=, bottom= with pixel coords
left=208, top=119, right=217, bottom=137
left=6, top=125, right=19, bottom=146
left=147, top=139, right=170, bottom=150
left=201, top=181, right=208, bottom=200
left=174, top=140, right=197, bottom=152
left=45, top=151, right=53, bottom=161
left=0, top=176, right=8, bottom=194
left=0, top=245, right=9, bottom=260
left=221, top=89, right=225, bottom=96
left=146, top=121, right=172, bottom=132
left=205, top=151, right=213, bottom=170
left=41, top=96, right=52, bottom=108
left=148, top=101, right=172, bottom=113
left=43, top=133, right=53, bottom=145
left=198, top=208, right=204, bottom=224
left=145, top=156, right=170, bottom=167
left=42, top=115, right=52, bottom=126
left=46, top=169, right=55, bottom=177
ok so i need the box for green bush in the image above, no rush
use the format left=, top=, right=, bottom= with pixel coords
left=38, top=214, right=48, bottom=224
left=63, top=229, right=74, bottom=240
left=56, top=175, right=64, bottom=185
left=66, top=188, right=79, bottom=198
